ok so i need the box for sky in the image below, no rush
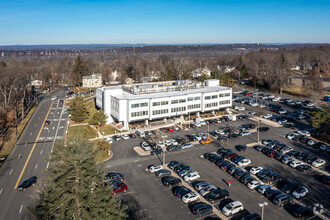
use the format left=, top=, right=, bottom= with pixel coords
left=0, top=0, right=329, bottom=45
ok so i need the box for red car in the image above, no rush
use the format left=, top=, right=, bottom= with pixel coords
left=112, top=183, right=128, bottom=195
left=167, top=126, right=174, bottom=132
left=267, top=151, right=278, bottom=158
left=226, top=153, right=238, bottom=159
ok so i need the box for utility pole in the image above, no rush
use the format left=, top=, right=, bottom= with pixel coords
left=259, top=202, right=268, bottom=220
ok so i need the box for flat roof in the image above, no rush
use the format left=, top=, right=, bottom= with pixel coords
left=114, top=86, right=231, bottom=101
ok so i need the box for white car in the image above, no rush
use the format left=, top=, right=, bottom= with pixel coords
left=267, top=95, right=275, bottom=99
left=250, top=166, right=263, bottom=175
left=247, top=180, right=262, bottom=189
left=282, top=157, right=294, bottom=164
left=121, top=134, right=130, bottom=140
left=307, top=140, right=316, bottom=146
left=237, top=106, right=245, bottom=111
left=51, top=96, right=57, bottom=101
left=195, top=182, right=211, bottom=191
left=193, top=123, right=201, bottom=127
left=199, top=184, right=217, bottom=196
left=105, top=137, right=113, bottom=144
left=180, top=143, right=193, bottom=149
left=259, top=104, right=267, bottom=108
left=148, top=165, right=163, bottom=173
left=238, top=159, right=251, bottom=167
left=261, top=96, right=268, bottom=100
left=280, top=146, right=293, bottom=154
left=198, top=133, right=207, bottom=140
left=182, top=192, right=200, bottom=203
left=289, top=160, right=304, bottom=168
left=257, top=185, right=273, bottom=194
left=164, top=140, right=172, bottom=146
left=169, top=139, right=179, bottom=146
left=286, top=134, right=295, bottom=140
left=249, top=111, right=256, bottom=115
left=278, top=119, right=287, bottom=124
left=250, top=102, right=258, bottom=107
left=157, top=141, right=166, bottom=148
left=312, top=159, right=326, bottom=168
left=222, top=201, right=244, bottom=216
left=140, top=142, right=151, bottom=151
left=279, top=109, right=288, bottom=114
left=297, top=130, right=311, bottom=137
left=194, top=134, right=203, bottom=141
left=240, top=131, right=251, bottom=136
left=262, top=114, right=272, bottom=119
left=292, top=186, right=308, bottom=199
left=272, top=97, right=281, bottom=101
left=184, top=172, right=200, bottom=182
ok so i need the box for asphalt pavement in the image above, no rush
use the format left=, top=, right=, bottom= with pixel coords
left=0, top=87, right=68, bottom=220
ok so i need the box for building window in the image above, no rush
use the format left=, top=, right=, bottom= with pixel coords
left=205, top=102, right=218, bottom=108
left=188, top=97, right=193, bottom=101
left=140, top=102, right=148, bottom=107
left=219, top=93, right=224, bottom=97
left=205, top=96, right=211, bottom=100
left=179, top=99, right=186, bottom=103
left=219, top=100, right=230, bottom=105
left=131, top=111, right=148, bottom=117
left=131, top=103, right=139, bottom=108
left=194, top=96, right=200, bottom=100
left=171, top=106, right=186, bottom=113
left=152, top=102, right=160, bottom=106
left=225, top=93, right=230, bottom=97
left=212, top=95, right=218, bottom=99
left=152, top=109, right=169, bottom=115
left=161, top=101, right=168, bottom=105
left=171, top=100, right=179, bottom=104
left=188, top=104, right=201, bottom=110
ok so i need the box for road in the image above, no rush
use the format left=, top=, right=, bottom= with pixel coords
left=0, top=87, right=68, bottom=220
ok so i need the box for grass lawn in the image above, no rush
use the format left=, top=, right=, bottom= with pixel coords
left=99, top=125, right=118, bottom=135
left=0, top=105, right=37, bottom=165
left=68, top=125, right=97, bottom=139
left=92, top=140, right=112, bottom=163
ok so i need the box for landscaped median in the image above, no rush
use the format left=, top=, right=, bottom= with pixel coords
left=67, top=125, right=98, bottom=139
left=0, top=105, right=37, bottom=167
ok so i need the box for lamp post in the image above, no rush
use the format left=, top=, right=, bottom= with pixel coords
left=258, top=202, right=268, bottom=220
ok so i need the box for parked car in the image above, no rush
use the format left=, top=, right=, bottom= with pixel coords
left=264, top=189, right=282, bottom=200
left=241, top=213, right=261, bottom=220
left=250, top=166, right=263, bottom=175
left=111, top=182, right=128, bottom=195
left=192, top=203, right=212, bottom=216
left=162, top=176, right=181, bottom=187
left=184, top=172, right=200, bottom=182
left=140, top=142, right=151, bottom=151
left=282, top=182, right=299, bottom=194
left=235, top=145, right=247, bottom=152
left=155, top=169, right=171, bottom=178
left=182, top=192, right=200, bottom=203
left=149, top=163, right=165, bottom=171
left=312, top=159, right=326, bottom=167
left=201, top=138, right=213, bottom=144
left=17, top=176, right=37, bottom=191
left=168, top=161, right=183, bottom=169
left=222, top=201, right=244, bottom=216
left=180, top=143, right=193, bottom=149
left=273, top=194, right=293, bottom=206
left=257, top=185, right=273, bottom=194
left=292, top=186, right=308, bottom=199
left=247, top=180, right=262, bottom=189
left=238, top=159, right=251, bottom=167
left=174, top=186, right=191, bottom=197
left=199, top=184, right=217, bottom=196
left=205, top=189, right=229, bottom=203
left=296, top=164, right=312, bottom=172
left=292, top=206, right=314, bottom=219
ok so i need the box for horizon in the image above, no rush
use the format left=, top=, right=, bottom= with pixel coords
left=1, top=0, right=329, bottom=45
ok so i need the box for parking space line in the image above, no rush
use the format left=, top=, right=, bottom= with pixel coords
left=19, top=204, right=23, bottom=214
left=9, top=169, right=13, bottom=175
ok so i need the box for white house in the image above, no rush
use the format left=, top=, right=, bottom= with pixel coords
left=30, top=80, right=42, bottom=87
left=96, top=79, right=232, bottom=129
left=82, top=73, right=102, bottom=88
left=191, top=67, right=211, bottom=78
left=218, top=66, right=236, bottom=73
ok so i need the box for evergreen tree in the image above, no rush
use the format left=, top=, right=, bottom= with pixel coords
left=71, top=97, right=89, bottom=122
left=72, top=55, right=87, bottom=86
left=30, top=138, right=127, bottom=220
left=89, top=109, right=108, bottom=126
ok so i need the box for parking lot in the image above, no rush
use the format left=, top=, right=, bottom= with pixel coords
left=104, top=89, right=329, bottom=220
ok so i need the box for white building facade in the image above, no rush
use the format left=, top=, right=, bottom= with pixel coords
left=82, top=73, right=102, bottom=88
left=96, top=79, right=232, bottom=129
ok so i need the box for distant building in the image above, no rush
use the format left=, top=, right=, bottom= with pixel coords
left=82, top=73, right=102, bottom=88
left=30, top=80, right=43, bottom=87
left=191, top=67, right=211, bottom=78
left=125, top=78, right=135, bottom=84
left=291, top=66, right=301, bottom=71
left=218, top=66, right=236, bottom=73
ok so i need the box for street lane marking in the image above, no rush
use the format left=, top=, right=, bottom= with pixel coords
left=0, top=188, right=3, bottom=194
left=35, top=164, right=38, bottom=169
left=9, top=169, right=13, bottom=175
left=18, top=154, right=21, bottom=159
left=19, top=205, right=23, bottom=214
left=30, top=132, right=32, bottom=136
left=46, top=162, right=50, bottom=169
left=34, top=124, right=36, bottom=127
left=40, top=150, right=43, bottom=155
left=14, top=102, right=54, bottom=189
